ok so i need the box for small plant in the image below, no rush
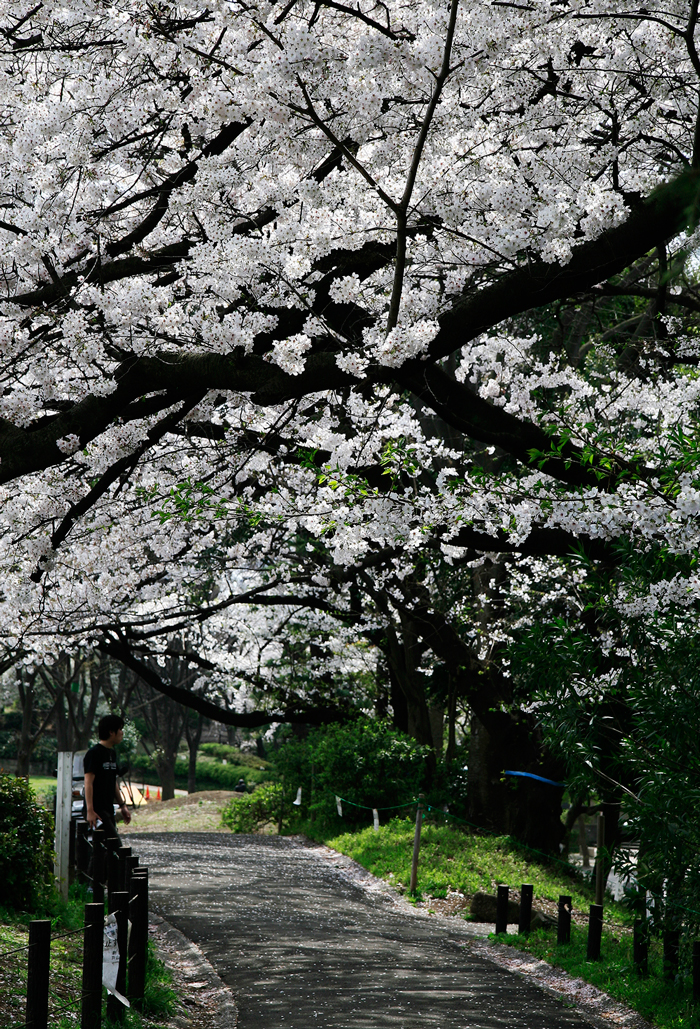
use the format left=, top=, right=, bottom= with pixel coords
left=0, top=773, right=54, bottom=909
left=221, top=783, right=282, bottom=833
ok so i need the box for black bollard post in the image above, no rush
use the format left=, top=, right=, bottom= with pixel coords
left=586, top=904, right=603, bottom=960
left=557, top=895, right=572, bottom=945
left=91, top=827, right=105, bottom=905
left=693, top=940, right=700, bottom=1002
left=106, top=836, right=120, bottom=912
left=81, top=901, right=104, bottom=1029
left=128, top=874, right=149, bottom=1007
left=519, top=884, right=533, bottom=935
left=496, top=884, right=509, bottom=935
left=106, top=891, right=129, bottom=1023
left=76, top=821, right=89, bottom=881
left=663, top=928, right=680, bottom=981
left=26, top=919, right=51, bottom=1029
left=118, top=846, right=132, bottom=893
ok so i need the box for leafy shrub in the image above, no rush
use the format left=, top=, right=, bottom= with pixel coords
left=0, top=774, right=54, bottom=908
left=273, top=719, right=430, bottom=832
left=129, top=753, right=272, bottom=790
left=221, top=783, right=282, bottom=833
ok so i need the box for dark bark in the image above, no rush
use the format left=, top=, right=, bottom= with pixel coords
left=185, top=713, right=204, bottom=794
left=3, top=169, right=699, bottom=492
left=467, top=714, right=565, bottom=853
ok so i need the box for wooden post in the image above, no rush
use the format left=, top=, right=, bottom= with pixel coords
left=587, top=903, right=603, bottom=960
left=106, top=891, right=129, bottom=1023
left=277, top=772, right=285, bottom=835
left=557, top=895, right=572, bottom=945
left=92, top=827, right=105, bottom=905
left=26, top=919, right=51, bottom=1029
left=128, top=874, right=149, bottom=1007
left=518, top=884, right=533, bottom=935
left=663, top=927, right=680, bottom=981
left=693, top=940, right=700, bottom=1002
left=409, top=795, right=424, bottom=895
left=595, top=811, right=605, bottom=906
left=54, top=750, right=73, bottom=899
left=495, top=884, right=509, bottom=935
left=633, top=919, right=648, bottom=976
left=106, top=836, right=120, bottom=913
left=76, top=821, right=89, bottom=881
left=118, top=846, right=132, bottom=893
left=81, top=901, right=104, bottom=1029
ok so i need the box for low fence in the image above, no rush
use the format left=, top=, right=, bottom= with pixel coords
left=491, top=879, right=700, bottom=995
left=2, top=820, right=149, bottom=1028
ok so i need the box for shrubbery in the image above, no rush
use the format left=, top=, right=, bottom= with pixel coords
left=272, top=719, right=430, bottom=832
left=221, top=783, right=282, bottom=833
left=129, top=753, right=273, bottom=790
left=0, top=774, right=54, bottom=908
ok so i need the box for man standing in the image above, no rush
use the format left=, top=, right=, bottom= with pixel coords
left=84, top=713, right=132, bottom=838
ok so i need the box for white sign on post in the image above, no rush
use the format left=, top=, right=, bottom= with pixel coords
left=54, top=751, right=73, bottom=900
left=103, top=913, right=131, bottom=1008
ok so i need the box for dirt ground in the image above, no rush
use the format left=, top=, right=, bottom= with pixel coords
left=121, top=790, right=237, bottom=834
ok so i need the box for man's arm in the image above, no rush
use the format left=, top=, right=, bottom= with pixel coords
left=114, top=779, right=132, bottom=825
left=84, top=772, right=97, bottom=828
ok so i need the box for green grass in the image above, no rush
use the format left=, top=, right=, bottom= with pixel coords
left=501, top=925, right=700, bottom=1029
left=321, top=815, right=605, bottom=910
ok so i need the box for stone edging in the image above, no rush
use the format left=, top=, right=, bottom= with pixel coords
left=465, top=940, right=652, bottom=1029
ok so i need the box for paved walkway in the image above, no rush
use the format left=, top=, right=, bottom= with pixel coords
left=134, top=833, right=593, bottom=1029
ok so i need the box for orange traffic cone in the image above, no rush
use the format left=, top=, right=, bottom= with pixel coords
left=156, top=787, right=161, bottom=801
left=145, top=786, right=150, bottom=800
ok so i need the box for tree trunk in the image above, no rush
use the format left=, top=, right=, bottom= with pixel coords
left=155, top=752, right=177, bottom=802
left=185, top=713, right=203, bottom=793
left=467, top=713, right=565, bottom=853
left=15, top=675, right=34, bottom=776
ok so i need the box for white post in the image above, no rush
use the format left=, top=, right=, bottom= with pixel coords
left=54, top=750, right=73, bottom=899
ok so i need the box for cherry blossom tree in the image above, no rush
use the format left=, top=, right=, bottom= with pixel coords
left=3, top=0, right=700, bottom=847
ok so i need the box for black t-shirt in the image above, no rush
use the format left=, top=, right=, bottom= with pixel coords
left=83, top=743, right=118, bottom=815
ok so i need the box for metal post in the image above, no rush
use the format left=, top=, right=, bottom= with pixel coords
left=26, top=919, right=51, bottom=1029
left=663, top=927, right=680, bottom=981
left=495, top=884, right=509, bottom=935
left=693, top=940, right=700, bottom=1002
left=633, top=919, right=648, bottom=976
left=587, top=903, right=603, bottom=960
left=557, top=895, right=572, bottom=945
left=128, top=874, right=149, bottom=1007
left=595, top=811, right=605, bottom=906
left=518, top=884, right=533, bottom=935
left=54, top=750, right=73, bottom=899
left=81, top=902, right=104, bottom=1029
left=409, top=795, right=424, bottom=895
left=106, top=891, right=129, bottom=1023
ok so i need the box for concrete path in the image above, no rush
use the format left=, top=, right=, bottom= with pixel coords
left=134, top=833, right=593, bottom=1029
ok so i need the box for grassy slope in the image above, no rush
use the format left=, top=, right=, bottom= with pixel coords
left=321, top=816, right=602, bottom=911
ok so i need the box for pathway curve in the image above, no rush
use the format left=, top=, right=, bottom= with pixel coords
left=134, top=832, right=594, bottom=1029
